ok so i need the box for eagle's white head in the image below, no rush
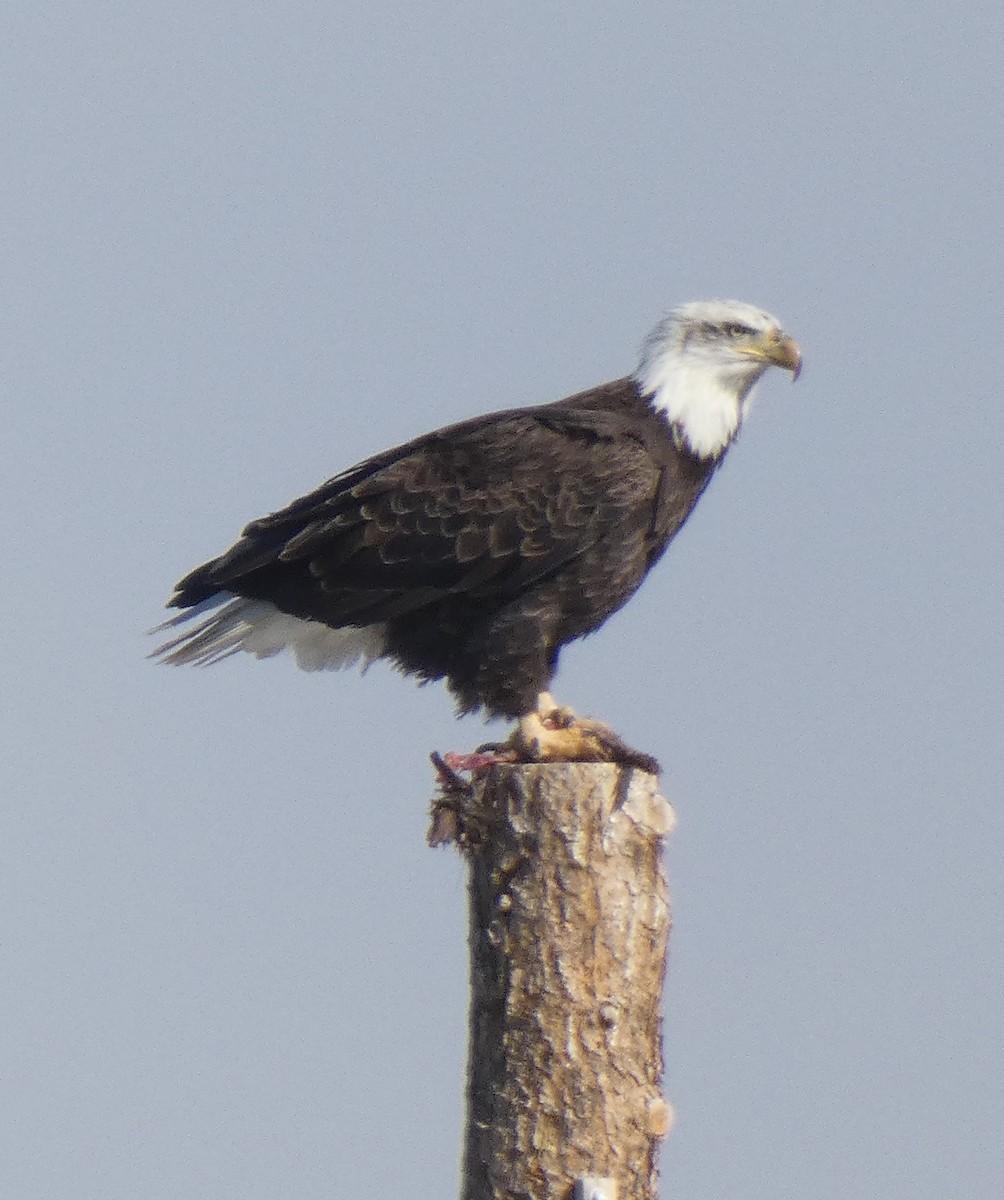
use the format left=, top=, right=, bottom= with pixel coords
left=635, top=299, right=801, bottom=460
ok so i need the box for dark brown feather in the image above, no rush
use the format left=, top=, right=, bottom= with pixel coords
left=169, top=378, right=717, bottom=716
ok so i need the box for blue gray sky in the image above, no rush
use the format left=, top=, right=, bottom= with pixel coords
left=4, top=3, right=1003, bottom=1197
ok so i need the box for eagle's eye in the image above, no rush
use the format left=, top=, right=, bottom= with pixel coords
left=721, top=322, right=751, bottom=339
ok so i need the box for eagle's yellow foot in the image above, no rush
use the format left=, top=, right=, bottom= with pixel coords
left=510, top=693, right=661, bottom=775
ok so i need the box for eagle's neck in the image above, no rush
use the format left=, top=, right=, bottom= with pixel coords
left=634, top=347, right=760, bottom=461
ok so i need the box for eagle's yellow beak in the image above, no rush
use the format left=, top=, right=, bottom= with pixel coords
left=749, top=330, right=802, bottom=381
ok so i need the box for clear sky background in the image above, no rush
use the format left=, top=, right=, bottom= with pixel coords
left=4, top=3, right=1003, bottom=1197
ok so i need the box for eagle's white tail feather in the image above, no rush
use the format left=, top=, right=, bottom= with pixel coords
left=151, top=594, right=387, bottom=672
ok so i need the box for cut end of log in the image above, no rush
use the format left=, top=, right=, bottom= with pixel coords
left=428, top=757, right=669, bottom=852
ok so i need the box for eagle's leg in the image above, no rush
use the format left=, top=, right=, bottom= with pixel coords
left=511, top=693, right=661, bottom=774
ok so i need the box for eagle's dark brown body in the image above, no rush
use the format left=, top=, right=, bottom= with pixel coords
left=169, top=379, right=716, bottom=717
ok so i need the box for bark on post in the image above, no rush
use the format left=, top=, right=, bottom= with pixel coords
left=451, top=762, right=674, bottom=1200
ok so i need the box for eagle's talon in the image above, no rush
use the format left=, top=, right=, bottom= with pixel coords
left=504, top=695, right=660, bottom=773
left=534, top=691, right=578, bottom=731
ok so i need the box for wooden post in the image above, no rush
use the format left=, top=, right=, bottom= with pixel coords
left=445, top=763, right=674, bottom=1200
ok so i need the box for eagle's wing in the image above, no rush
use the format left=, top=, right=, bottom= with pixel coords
left=169, top=387, right=664, bottom=628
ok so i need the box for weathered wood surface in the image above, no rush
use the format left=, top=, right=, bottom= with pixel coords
left=455, top=763, right=674, bottom=1200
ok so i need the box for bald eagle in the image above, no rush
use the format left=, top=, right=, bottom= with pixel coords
left=154, top=300, right=801, bottom=762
